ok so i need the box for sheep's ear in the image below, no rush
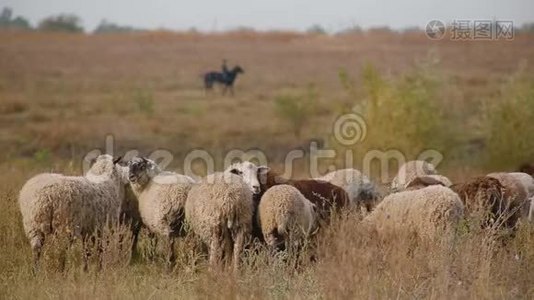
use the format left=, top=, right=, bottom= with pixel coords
left=258, top=166, right=270, bottom=175
left=230, top=168, right=242, bottom=175
left=113, top=156, right=122, bottom=165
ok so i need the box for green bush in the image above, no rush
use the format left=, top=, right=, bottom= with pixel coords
left=484, top=72, right=534, bottom=170
left=93, top=19, right=137, bottom=34
left=346, top=62, right=451, bottom=160
left=0, top=7, right=31, bottom=30
left=38, top=14, right=83, bottom=33
left=274, top=86, right=318, bottom=138
left=133, top=88, right=154, bottom=115
left=33, top=149, right=50, bottom=164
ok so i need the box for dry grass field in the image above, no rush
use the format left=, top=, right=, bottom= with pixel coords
left=1, top=30, right=534, bottom=299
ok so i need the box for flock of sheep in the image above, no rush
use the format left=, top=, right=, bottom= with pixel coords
left=18, top=155, right=534, bottom=273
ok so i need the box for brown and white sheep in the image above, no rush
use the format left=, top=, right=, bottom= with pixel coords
left=256, top=170, right=350, bottom=223
left=228, top=162, right=350, bottom=244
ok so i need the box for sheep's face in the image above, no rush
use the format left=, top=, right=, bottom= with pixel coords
left=359, top=182, right=381, bottom=213
left=226, top=161, right=269, bottom=194
left=127, top=157, right=160, bottom=186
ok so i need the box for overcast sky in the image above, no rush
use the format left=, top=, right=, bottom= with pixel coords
left=2, top=0, right=533, bottom=32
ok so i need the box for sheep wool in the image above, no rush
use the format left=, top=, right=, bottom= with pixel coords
left=185, top=172, right=253, bottom=270
left=258, top=184, right=316, bottom=249
left=450, top=176, right=506, bottom=228
left=487, top=172, right=532, bottom=221
left=317, top=168, right=379, bottom=211
left=130, top=172, right=194, bottom=238
left=405, top=174, right=453, bottom=190
left=18, top=154, right=127, bottom=270
left=127, top=157, right=196, bottom=267
left=364, top=185, right=464, bottom=242
left=391, top=160, right=438, bottom=192
left=505, top=173, right=534, bottom=221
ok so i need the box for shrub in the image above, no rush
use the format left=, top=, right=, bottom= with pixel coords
left=274, top=86, right=318, bottom=138
left=33, top=149, right=50, bottom=164
left=133, top=88, right=154, bottom=115
left=341, top=62, right=451, bottom=161
left=93, top=19, right=137, bottom=34
left=483, top=71, right=534, bottom=170
left=38, top=14, right=83, bottom=33
left=0, top=7, right=31, bottom=30
left=306, top=24, right=327, bottom=35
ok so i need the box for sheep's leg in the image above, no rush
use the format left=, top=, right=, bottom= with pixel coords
left=229, top=86, right=234, bottom=96
left=529, top=197, right=534, bottom=222
left=96, top=236, right=104, bottom=271
left=31, top=233, right=44, bottom=275
left=130, top=225, right=141, bottom=259
left=166, top=237, right=176, bottom=272
left=148, top=232, right=158, bottom=261
left=222, top=85, right=228, bottom=96
left=82, top=236, right=93, bottom=272
left=209, top=228, right=222, bottom=270
left=232, top=230, right=244, bottom=273
left=32, top=246, right=42, bottom=275
left=58, top=234, right=74, bottom=273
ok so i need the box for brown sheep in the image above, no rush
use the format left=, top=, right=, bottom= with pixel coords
left=228, top=162, right=350, bottom=244
left=258, top=171, right=350, bottom=222
left=450, top=176, right=523, bottom=229
left=518, top=163, right=534, bottom=176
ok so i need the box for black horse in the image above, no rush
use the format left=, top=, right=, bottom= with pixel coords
left=203, top=65, right=244, bottom=95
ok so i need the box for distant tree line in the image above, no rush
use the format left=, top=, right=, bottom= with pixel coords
left=2, top=6, right=534, bottom=35
left=0, top=7, right=31, bottom=30
left=0, top=6, right=140, bottom=34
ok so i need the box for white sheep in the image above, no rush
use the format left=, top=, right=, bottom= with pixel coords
left=364, top=183, right=464, bottom=244
left=258, top=184, right=317, bottom=251
left=225, top=161, right=270, bottom=194
left=18, top=154, right=128, bottom=271
left=391, top=160, right=438, bottom=192
left=404, top=174, right=452, bottom=190
left=505, top=173, right=534, bottom=222
left=317, top=168, right=379, bottom=212
left=127, top=157, right=195, bottom=268
left=185, top=172, right=253, bottom=271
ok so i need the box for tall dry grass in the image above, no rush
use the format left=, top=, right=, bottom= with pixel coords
left=2, top=182, right=533, bottom=299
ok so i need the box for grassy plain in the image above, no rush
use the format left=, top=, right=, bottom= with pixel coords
left=1, top=30, right=534, bottom=299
